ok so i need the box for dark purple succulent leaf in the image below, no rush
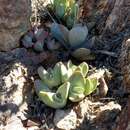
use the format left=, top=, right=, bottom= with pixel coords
left=22, top=35, right=34, bottom=48
left=34, top=28, right=48, bottom=42
left=47, top=38, right=61, bottom=51
left=33, top=41, right=44, bottom=52
left=27, top=30, right=35, bottom=38
left=50, top=23, right=69, bottom=49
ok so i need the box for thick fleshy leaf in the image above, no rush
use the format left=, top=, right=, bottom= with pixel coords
left=69, top=93, right=85, bottom=102
left=47, top=39, right=61, bottom=51
left=59, top=62, right=70, bottom=83
left=68, top=71, right=85, bottom=102
left=34, top=28, right=48, bottom=41
left=71, top=85, right=85, bottom=94
left=71, top=3, right=79, bottom=18
left=53, top=0, right=59, bottom=9
left=56, top=3, right=66, bottom=18
left=35, top=28, right=43, bottom=39
left=66, top=3, right=79, bottom=29
left=38, top=82, right=70, bottom=108
left=52, top=62, right=62, bottom=84
left=79, top=62, right=89, bottom=77
left=66, top=60, right=77, bottom=78
left=51, top=23, right=69, bottom=48
left=37, top=64, right=61, bottom=88
left=22, top=35, right=34, bottom=48
left=66, top=15, right=74, bottom=29
left=67, top=60, right=77, bottom=71
left=33, top=41, right=44, bottom=52
left=54, top=82, right=70, bottom=102
left=71, top=48, right=95, bottom=61
left=69, top=25, right=88, bottom=48
left=84, top=78, right=98, bottom=96
left=34, top=79, right=50, bottom=94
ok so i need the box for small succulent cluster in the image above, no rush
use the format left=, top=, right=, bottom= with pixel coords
left=34, top=61, right=98, bottom=109
left=51, top=23, right=95, bottom=60
left=53, top=0, right=79, bottom=28
left=21, top=23, right=94, bottom=61
left=21, top=28, right=48, bottom=52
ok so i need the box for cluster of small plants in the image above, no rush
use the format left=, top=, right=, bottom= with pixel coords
left=53, top=0, right=79, bottom=28
left=21, top=0, right=100, bottom=109
left=34, top=61, right=98, bottom=108
left=21, top=0, right=95, bottom=61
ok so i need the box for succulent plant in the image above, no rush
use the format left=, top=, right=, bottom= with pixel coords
left=85, top=78, right=98, bottom=96
left=47, top=39, right=61, bottom=51
left=68, top=71, right=86, bottom=102
left=34, top=61, right=99, bottom=108
left=68, top=24, right=88, bottom=48
left=33, top=41, right=44, bottom=52
left=38, top=63, right=61, bottom=88
left=71, top=48, right=95, bottom=61
left=50, top=23, right=69, bottom=49
left=52, top=0, right=79, bottom=28
left=51, top=23, right=88, bottom=48
left=21, top=28, right=48, bottom=52
left=66, top=3, right=79, bottom=28
left=50, top=23, right=94, bottom=60
left=22, top=34, right=34, bottom=48
left=35, top=80, right=70, bottom=108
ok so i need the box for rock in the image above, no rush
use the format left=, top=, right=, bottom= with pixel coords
left=99, top=101, right=121, bottom=111
left=74, top=98, right=90, bottom=119
left=80, top=0, right=130, bottom=36
left=98, top=77, right=108, bottom=97
left=120, top=39, right=130, bottom=93
left=76, top=100, right=121, bottom=130
left=73, top=99, right=95, bottom=129
left=0, top=62, right=31, bottom=126
left=27, top=126, right=39, bottom=130
left=0, top=0, right=31, bottom=51
left=114, top=97, right=130, bottom=130
left=93, top=101, right=121, bottom=130
left=4, top=116, right=26, bottom=130
left=54, top=109, right=77, bottom=130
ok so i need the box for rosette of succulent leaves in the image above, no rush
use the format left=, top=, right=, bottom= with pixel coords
left=53, top=0, right=79, bottom=28
left=50, top=22, right=95, bottom=60
left=34, top=61, right=99, bottom=109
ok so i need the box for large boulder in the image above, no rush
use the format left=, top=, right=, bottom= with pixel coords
left=0, top=0, right=31, bottom=51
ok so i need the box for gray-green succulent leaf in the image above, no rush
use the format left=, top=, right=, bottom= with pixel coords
left=34, top=79, right=51, bottom=94
left=59, top=62, right=70, bottom=83
left=37, top=64, right=61, bottom=89
left=84, top=78, right=98, bottom=96
left=68, top=71, right=86, bottom=102
left=35, top=61, right=99, bottom=108
left=79, top=62, right=89, bottom=77
left=38, top=82, right=70, bottom=109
